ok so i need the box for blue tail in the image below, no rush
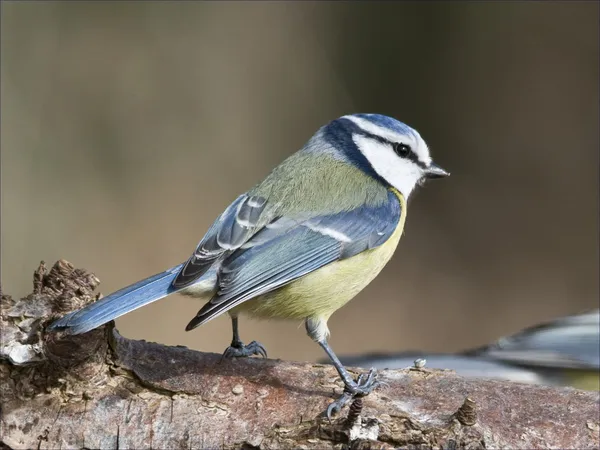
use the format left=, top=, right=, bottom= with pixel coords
left=49, top=263, right=186, bottom=335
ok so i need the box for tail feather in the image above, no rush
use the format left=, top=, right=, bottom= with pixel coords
left=49, top=263, right=185, bottom=335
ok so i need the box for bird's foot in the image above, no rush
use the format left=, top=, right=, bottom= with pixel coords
left=221, top=340, right=268, bottom=360
left=326, top=368, right=381, bottom=420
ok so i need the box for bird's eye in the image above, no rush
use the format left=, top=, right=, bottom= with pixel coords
left=393, top=143, right=411, bottom=157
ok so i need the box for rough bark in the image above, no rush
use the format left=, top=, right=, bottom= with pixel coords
left=1, top=260, right=599, bottom=449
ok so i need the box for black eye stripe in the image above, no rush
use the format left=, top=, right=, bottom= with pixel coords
left=359, top=130, right=427, bottom=169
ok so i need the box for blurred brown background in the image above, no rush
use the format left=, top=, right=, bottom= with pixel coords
left=2, top=2, right=598, bottom=363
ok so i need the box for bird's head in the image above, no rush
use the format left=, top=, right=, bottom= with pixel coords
left=317, top=113, right=449, bottom=198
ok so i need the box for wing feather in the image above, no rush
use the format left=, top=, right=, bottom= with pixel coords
left=185, top=191, right=402, bottom=330
left=172, top=194, right=268, bottom=288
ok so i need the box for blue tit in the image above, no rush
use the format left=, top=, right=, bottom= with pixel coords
left=49, top=113, right=449, bottom=417
left=334, top=309, right=600, bottom=391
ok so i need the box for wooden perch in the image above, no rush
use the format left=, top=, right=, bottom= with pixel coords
left=1, top=260, right=599, bottom=449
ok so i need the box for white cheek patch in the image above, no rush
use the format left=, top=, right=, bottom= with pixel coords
left=353, top=134, right=423, bottom=198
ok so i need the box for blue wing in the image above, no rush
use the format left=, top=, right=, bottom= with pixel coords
left=172, top=194, right=268, bottom=288
left=185, top=191, right=402, bottom=330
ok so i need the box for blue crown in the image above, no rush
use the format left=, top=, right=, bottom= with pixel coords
left=350, top=113, right=415, bottom=136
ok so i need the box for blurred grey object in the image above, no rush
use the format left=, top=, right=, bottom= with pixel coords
left=332, top=310, right=600, bottom=391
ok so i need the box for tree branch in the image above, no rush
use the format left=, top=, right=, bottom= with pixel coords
left=1, top=260, right=599, bottom=449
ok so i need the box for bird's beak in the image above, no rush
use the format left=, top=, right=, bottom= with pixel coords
left=424, top=163, right=450, bottom=179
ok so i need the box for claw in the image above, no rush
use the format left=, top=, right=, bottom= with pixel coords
left=355, top=368, right=376, bottom=387
left=363, top=368, right=376, bottom=385
left=221, top=340, right=268, bottom=360
left=326, top=368, right=381, bottom=419
left=326, top=402, right=340, bottom=421
left=326, top=391, right=353, bottom=421
left=248, top=341, right=268, bottom=358
left=344, top=368, right=379, bottom=396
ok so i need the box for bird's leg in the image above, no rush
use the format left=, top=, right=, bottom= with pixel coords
left=305, top=317, right=380, bottom=419
left=221, top=316, right=267, bottom=359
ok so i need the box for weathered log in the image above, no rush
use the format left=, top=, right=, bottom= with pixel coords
left=1, top=260, right=598, bottom=449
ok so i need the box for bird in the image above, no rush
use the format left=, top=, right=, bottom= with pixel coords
left=49, top=113, right=450, bottom=417
left=332, top=309, right=600, bottom=391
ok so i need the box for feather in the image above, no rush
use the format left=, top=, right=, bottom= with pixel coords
left=185, top=191, right=401, bottom=330
left=172, top=194, right=268, bottom=288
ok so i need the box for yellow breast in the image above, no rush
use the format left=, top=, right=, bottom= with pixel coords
left=232, top=190, right=407, bottom=321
